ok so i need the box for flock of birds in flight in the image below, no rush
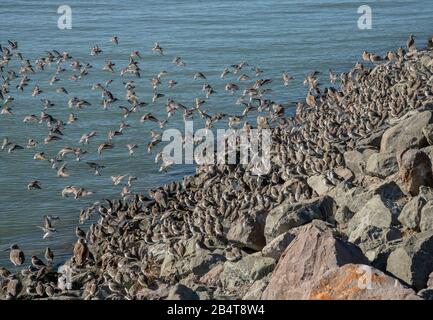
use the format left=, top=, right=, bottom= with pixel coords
left=0, top=36, right=316, bottom=243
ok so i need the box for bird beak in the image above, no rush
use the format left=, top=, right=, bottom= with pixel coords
left=3, top=248, right=10, bottom=252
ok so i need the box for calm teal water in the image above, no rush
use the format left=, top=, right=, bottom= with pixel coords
left=0, top=0, right=432, bottom=267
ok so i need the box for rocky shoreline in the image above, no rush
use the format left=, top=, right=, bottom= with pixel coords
left=2, top=42, right=433, bottom=300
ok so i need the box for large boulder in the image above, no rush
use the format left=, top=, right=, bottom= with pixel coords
left=160, top=250, right=225, bottom=279
left=167, top=284, right=199, bottom=300
left=261, top=230, right=297, bottom=260
left=346, top=195, right=396, bottom=243
left=261, top=220, right=368, bottom=300
left=308, top=264, right=420, bottom=300
left=221, top=252, right=275, bottom=296
left=381, top=111, right=433, bottom=154
left=343, top=148, right=376, bottom=175
left=386, top=231, right=433, bottom=290
left=397, top=148, right=433, bottom=196
left=328, top=181, right=403, bottom=214
left=398, top=186, right=433, bottom=230
left=420, top=200, right=433, bottom=232
left=352, top=226, right=402, bottom=270
left=365, top=152, right=398, bottom=178
left=264, top=196, right=335, bottom=243
left=227, top=211, right=267, bottom=251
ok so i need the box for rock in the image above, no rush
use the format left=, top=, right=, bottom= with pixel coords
left=328, top=181, right=403, bottom=214
left=381, top=111, right=433, bottom=154
left=262, top=220, right=368, bottom=300
left=227, top=211, right=267, bottom=251
left=423, top=124, right=433, bottom=145
left=420, top=200, right=433, bottom=232
left=167, top=284, right=199, bottom=300
left=421, top=145, right=433, bottom=161
left=160, top=250, right=225, bottom=278
left=366, top=152, right=398, bottom=178
left=261, top=231, right=296, bottom=260
left=418, top=288, right=433, bottom=300
left=398, top=186, right=433, bottom=230
left=357, top=127, right=387, bottom=148
left=334, top=206, right=354, bottom=226
left=397, top=148, right=433, bottom=196
left=343, top=148, right=376, bottom=175
left=307, top=175, right=334, bottom=196
left=386, top=231, right=433, bottom=290
left=199, top=264, right=224, bottom=287
left=428, top=271, right=433, bottom=288
left=347, top=195, right=395, bottom=243
left=264, top=196, right=335, bottom=243
left=352, top=226, right=402, bottom=270
left=399, top=196, right=425, bottom=230
left=308, top=264, right=420, bottom=300
left=242, top=276, right=270, bottom=300
left=221, top=252, right=275, bottom=295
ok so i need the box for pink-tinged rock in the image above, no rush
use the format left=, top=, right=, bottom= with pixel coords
left=261, top=220, right=368, bottom=300
left=308, top=264, right=420, bottom=300
left=397, top=148, right=433, bottom=196
left=199, top=264, right=224, bottom=287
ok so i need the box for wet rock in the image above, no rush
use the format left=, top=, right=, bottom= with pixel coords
left=381, top=111, right=433, bottom=154
left=167, top=284, right=199, bottom=300
left=308, top=264, right=420, bottom=300
left=221, top=252, right=275, bottom=296
left=227, top=211, right=267, bottom=251
left=264, top=196, right=335, bottom=243
left=366, top=152, right=398, bottom=178
left=397, top=148, right=433, bottom=196
left=307, top=175, right=334, bottom=196
left=261, top=230, right=296, bottom=260
left=386, top=231, right=433, bottom=290
left=262, top=220, right=368, bottom=300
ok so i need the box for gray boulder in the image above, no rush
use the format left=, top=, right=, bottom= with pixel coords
left=386, top=231, right=433, bottom=290
left=420, top=200, right=433, bottom=232
left=347, top=195, right=396, bottom=243
left=261, top=230, right=297, bottom=260
left=398, top=186, right=433, bottom=230
left=381, top=111, right=433, bottom=154
left=221, top=252, right=275, bottom=296
left=167, top=284, right=199, bottom=300
left=264, top=196, right=335, bottom=243
left=366, top=152, right=398, bottom=178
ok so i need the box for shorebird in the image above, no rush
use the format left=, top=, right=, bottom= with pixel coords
left=86, top=162, right=105, bottom=175
left=111, top=36, right=119, bottom=45
left=31, top=255, right=46, bottom=269
left=36, top=216, right=57, bottom=239
left=6, top=244, right=25, bottom=266
left=27, top=180, right=42, bottom=190
left=98, top=142, right=114, bottom=155
left=111, top=174, right=127, bottom=185
left=73, top=238, right=89, bottom=267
